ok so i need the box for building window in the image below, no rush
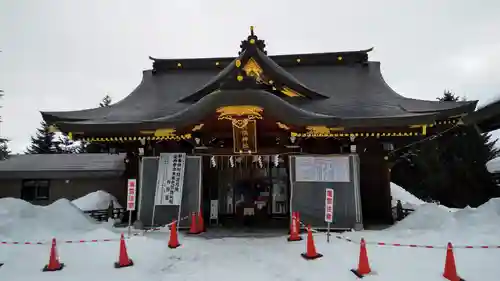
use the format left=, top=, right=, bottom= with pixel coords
left=21, top=180, right=50, bottom=201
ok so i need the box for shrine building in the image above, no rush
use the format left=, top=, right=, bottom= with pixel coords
left=41, top=27, right=497, bottom=230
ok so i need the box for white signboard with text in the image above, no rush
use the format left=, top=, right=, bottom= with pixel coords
left=154, top=153, right=186, bottom=206
left=325, top=188, right=334, bottom=223
left=127, top=179, right=137, bottom=211
left=295, top=156, right=350, bottom=182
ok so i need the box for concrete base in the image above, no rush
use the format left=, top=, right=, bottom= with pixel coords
left=354, top=223, right=364, bottom=231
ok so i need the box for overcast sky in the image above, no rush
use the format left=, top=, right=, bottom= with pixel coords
left=1, top=0, right=499, bottom=153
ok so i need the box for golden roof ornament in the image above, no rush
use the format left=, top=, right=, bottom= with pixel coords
left=239, top=26, right=267, bottom=55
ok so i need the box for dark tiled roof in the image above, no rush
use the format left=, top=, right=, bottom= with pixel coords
left=41, top=30, right=477, bottom=132
left=0, top=154, right=126, bottom=179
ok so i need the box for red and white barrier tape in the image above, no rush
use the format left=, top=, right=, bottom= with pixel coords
left=0, top=237, right=123, bottom=246
left=0, top=216, right=190, bottom=246
left=143, top=215, right=189, bottom=233
left=297, top=219, right=500, bottom=250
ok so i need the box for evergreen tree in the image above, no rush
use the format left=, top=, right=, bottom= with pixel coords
left=438, top=90, right=460, bottom=102
left=0, top=90, right=8, bottom=159
left=392, top=90, right=499, bottom=207
left=54, top=133, right=81, bottom=153
left=99, top=94, right=112, bottom=107
left=26, top=121, right=61, bottom=154
left=0, top=138, right=10, bottom=160
left=84, top=94, right=113, bottom=153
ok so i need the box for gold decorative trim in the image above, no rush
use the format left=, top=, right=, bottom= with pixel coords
left=217, top=105, right=263, bottom=119
left=153, top=128, right=176, bottom=137
left=291, top=131, right=421, bottom=138
left=217, top=105, right=263, bottom=129
left=80, top=134, right=191, bottom=142
left=192, top=124, right=204, bottom=131
left=281, top=86, right=303, bottom=97
left=276, top=122, right=290, bottom=130
left=243, top=58, right=263, bottom=78
left=306, top=126, right=331, bottom=134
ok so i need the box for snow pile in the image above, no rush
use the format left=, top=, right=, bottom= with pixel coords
left=392, top=198, right=500, bottom=232
left=391, top=203, right=455, bottom=231
left=390, top=182, right=425, bottom=208
left=486, top=157, right=500, bottom=173
left=344, top=197, right=500, bottom=250
left=72, top=190, right=122, bottom=211
left=0, top=198, right=109, bottom=241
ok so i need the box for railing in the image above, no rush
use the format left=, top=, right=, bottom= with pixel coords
left=392, top=202, right=415, bottom=222
left=84, top=208, right=126, bottom=222
left=493, top=173, right=500, bottom=187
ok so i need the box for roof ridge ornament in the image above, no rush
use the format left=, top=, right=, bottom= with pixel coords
left=239, top=26, right=267, bottom=55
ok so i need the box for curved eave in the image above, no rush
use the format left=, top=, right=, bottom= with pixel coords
left=463, top=98, right=500, bottom=132
left=41, top=109, right=101, bottom=124
left=371, top=62, right=478, bottom=117
left=407, top=100, right=477, bottom=119
left=55, top=89, right=441, bottom=134
left=41, top=71, right=150, bottom=124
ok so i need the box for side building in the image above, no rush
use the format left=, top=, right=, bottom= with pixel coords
left=0, top=154, right=128, bottom=206
left=40, top=27, right=499, bottom=229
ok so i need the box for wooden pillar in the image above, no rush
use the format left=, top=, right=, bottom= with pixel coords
left=358, top=138, right=393, bottom=225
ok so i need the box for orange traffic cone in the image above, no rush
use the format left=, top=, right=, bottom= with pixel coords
left=197, top=210, right=205, bottom=233
left=351, top=238, right=372, bottom=278
left=42, top=238, right=64, bottom=272
left=168, top=220, right=181, bottom=249
left=296, top=212, right=302, bottom=233
left=301, top=225, right=322, bottom=260
left=443, top=242, right=465, bottom=281
left=188, top=212, right=200, bottom=235
left=114, top=233, right=133, bottom=268
left=287, top=213, right=302, bottom=242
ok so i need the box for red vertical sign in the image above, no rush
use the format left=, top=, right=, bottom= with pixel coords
left=127, top=179, right=137, bottom=211
left=325, top=188, right=334, bottom=223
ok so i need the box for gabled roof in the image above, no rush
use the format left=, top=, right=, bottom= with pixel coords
left=41, top=27, right=477, bottom=133
left=0, top=154, right=126, bottom=179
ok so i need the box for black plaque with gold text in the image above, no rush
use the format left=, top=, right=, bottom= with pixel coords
left=232, top=120, right=258, bottom=153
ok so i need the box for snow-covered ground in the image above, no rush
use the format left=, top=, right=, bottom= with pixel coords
left=72, top=190, right=122, bottom=211
left=1, top=196, right=500, bottom=280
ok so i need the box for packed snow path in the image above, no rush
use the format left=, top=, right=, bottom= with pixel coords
left=1, top=230, right=500, bottom=281
left=2, top=197, right=500, bottom=280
